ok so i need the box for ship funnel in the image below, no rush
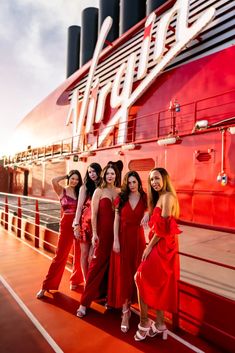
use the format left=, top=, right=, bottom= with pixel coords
left=146, top=0, right=167, bottom=15
left=80, top=7, right=98, bottom=67
left=66, top=25, right=81, bottom=77
left=99, top=0, right=119, bottom=45
left=119, top=0, right=146, bottom=36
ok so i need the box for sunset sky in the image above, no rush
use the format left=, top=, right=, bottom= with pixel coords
left=0, top=0, right=98, bottom=156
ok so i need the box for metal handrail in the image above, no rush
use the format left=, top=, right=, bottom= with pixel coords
left=4, top=89, right=235, bottom=167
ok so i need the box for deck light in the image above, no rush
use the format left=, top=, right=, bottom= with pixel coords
left=228, top=126, right=235, bottom=134
left=121, top=143, right=140, bottom=151
left=157, top=137, right=181, bottom=146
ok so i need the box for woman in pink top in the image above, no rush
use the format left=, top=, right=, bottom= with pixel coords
left=37, top=170, right=83, bottom=299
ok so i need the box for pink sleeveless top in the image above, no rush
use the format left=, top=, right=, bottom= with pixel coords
left=60, top=189, right=77, bottom=214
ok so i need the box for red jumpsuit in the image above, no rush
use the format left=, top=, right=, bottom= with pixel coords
left=135, top=207, right=181, bottom=313
left=42, top=190, right=83, bottom=290
left=80, top=197, right=114, bottom=307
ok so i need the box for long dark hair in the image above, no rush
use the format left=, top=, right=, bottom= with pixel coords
left=84, top=163, right=102, bottom=197
left=67, top=169, right=82, bottom=198
left=118, top=171, right=146, bottom=210
left=148, top=167, right=179, bottom=217
left=100, top=163, right=121, bottom=188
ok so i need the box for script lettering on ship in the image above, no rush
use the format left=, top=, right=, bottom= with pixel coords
left=66, top=0, right=215, bottom=151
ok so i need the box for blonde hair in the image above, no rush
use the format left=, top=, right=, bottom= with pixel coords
left=147, top=167, right=180, bottom=218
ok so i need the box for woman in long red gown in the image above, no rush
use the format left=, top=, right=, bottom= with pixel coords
left=72, top=163, right=102, bottom=285
left=134, top=167, right=181, bottom=341
left=76, top=163, right=121, bottom=317
left=36, top=170, right=83, bottom=299
left=108, top=171, right=147, bottom=332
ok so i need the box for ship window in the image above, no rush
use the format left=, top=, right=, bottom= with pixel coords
left=128, top=158, right=155, bottom=171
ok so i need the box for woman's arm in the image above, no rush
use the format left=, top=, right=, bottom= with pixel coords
left=91, top=188, right=102, bottom=247
left=142, top=234, right=159, bottom=261
left=51, top=175, right=68, bottom=198
left=113, top=209, right=120, bottom=253
left=73, top=185, right=87, bottom=228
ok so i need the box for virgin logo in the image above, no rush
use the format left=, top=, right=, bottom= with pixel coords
left=66, top=0, right=215, bottom=150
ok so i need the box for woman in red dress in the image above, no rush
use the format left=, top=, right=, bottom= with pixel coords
left=134, top=167, right=181, bottom=341
left=72, top=163, right=102, bottom=286
left=108, top=171, right=147, bottom=332
left=76, top=163, right=121, bottom=317
left=36, top=170, right=83, bottom=299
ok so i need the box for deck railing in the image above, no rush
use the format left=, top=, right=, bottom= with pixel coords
left=4, top=89, right=235, bottom=167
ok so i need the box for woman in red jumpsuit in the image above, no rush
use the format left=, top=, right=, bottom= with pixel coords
left=72, top=163, right=102, bottom=286
left=108, top=171, right=147, bottom=333
left=76, top=163, right=121, bottom=317
left=134, top=167, right=181, bottom=341
left=36, top=170, right=83, bottom=299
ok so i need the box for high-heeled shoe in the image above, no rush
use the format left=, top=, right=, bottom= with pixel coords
left=76, top=305, right=86, bottom=318
left=148, top=321, right=168, bottom=340
left=134, top=323, right=150, bottom=341
left=121, top=308, right=131, bottom=333
left=36, top=289, right=47, bottom=299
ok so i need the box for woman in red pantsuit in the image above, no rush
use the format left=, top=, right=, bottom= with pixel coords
left=134, top=168, right=181, bottom=341
left=76, top=163, right=121, bottom=317
left=36, top=170, right=83, bottom=299
left=72, top=163, right=102, bottom=285
left=108, top=171, right=147, bottom=332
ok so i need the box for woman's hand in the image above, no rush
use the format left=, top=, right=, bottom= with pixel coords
left=140, top=212, right=149, bottom=228
left=113, top=240, right=120, bottom=253
left=92, top=233, right=99, bottom=247
left=142, top=245, right=152, bottom=261
left=73, top=226, right=80, bottom=240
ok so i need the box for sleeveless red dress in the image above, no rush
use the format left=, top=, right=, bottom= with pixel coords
left=108, top=196, right=146, bottom=308
left=80, top=197, right=115, bottom=307
left=135, top=207, right=181, bottom=313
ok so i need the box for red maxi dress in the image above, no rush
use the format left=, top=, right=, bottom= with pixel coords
left=42, top=190, right=83, bottom=290
left=135, top=207, right=181, bottom=313
left=80, top=197, right=115, bottom=307
left=108, top=196, right=146, bottom=308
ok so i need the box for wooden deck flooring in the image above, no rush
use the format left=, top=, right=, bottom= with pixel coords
left=0, top=227, right=222, bottom=353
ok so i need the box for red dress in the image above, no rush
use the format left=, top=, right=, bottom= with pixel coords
left=108, top=196, right=146, bottom=308
left=78, top=196, right=92, bottom=243
left=80, top=197, right=115, bottom=307
left=42, top=190, right=83, bottom=290
left=135, top=207, right=181, bottom=313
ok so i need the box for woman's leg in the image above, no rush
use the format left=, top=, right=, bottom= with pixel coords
left=156, top=309, right=165, bottom=326
left=138, top=295, right=149, bottom=327
left=121, top=299, right=131, bottom=332
left=80, top=242, right=90, bottom=282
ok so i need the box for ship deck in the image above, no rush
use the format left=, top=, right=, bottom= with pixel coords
left=0, top=225, right=233, bottom=353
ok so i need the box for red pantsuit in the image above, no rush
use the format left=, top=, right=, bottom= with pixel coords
left=80, top=198, right=114, bottom=307
left=42, top=194, right=83, bottom=290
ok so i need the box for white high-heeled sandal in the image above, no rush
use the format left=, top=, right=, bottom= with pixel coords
left=134, top=323, right=150, bottom=341
left=148, top=321, right=168, bottom=340
left=121, top=308, right=131, bottom=333
left=76, top=305, right=86, bottom=318
left=36, top=289, right=47, bottom=299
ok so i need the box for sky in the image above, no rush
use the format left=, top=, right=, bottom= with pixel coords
left=0, top=0, right=98, bottom=157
